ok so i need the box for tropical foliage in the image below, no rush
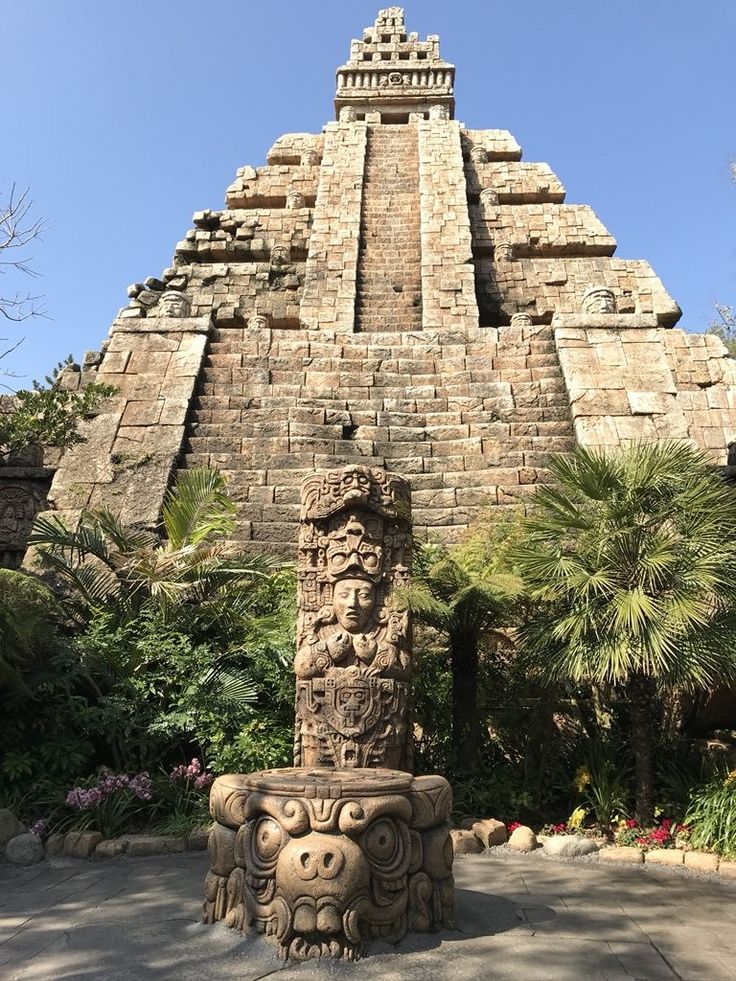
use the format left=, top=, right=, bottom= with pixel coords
left=513, top=442, right=736, bottom=823
left=399, top=513, right=525, bottom=772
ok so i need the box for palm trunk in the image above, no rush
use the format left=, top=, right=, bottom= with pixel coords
left=628, top=673, right=655, bottom=826
left=450, top=632, right=480, bottom=772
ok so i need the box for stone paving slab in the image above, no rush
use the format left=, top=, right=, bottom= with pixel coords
left=1, top=851, right=735, bottom=980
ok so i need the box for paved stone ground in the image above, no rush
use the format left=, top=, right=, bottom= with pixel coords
left=2, top=850, right=735, bottom=980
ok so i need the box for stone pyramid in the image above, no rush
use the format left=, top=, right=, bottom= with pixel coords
left=7, top=6, right=736, bottom=563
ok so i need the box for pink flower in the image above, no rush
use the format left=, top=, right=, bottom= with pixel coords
left=507, top=821, right=522, bottom=833
left=30, top=819, right=47, bottom=837
left=194, top=773, right=213, bottom=791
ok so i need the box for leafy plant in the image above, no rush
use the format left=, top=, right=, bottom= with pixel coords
left=397, top=512, right=525, bottom=772
left=686, top=770, right=736, bottom=858
left=514, top=442, right=736, bottom=824
left=29, top=467, right=273, bottom=624
left=0, top=382, right=116, bottom=459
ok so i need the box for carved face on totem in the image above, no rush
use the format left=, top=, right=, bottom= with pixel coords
left=157, top=290, right=191, bottom=317
left=429, top=104, right=449, bottom=120
left=301, top=150, right=320, bottom=166
left=494, top=242, right=514, bottom=263
left=470, top=145, right=488, bottom=164
left=480, top=188, right=499, bottom=207
left=582, top=287, right=617, bottom=314
left=332, top=578, right=376, bottom=633
left=325, top=512, right=384, bottom=580
left=339, top=106, right=357, bottom=122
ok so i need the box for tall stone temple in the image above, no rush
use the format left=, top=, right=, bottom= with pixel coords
left=3, top=6, right=736, bottom=565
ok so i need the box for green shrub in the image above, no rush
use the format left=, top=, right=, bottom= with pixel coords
left=685, top=771, right=736, bottom=858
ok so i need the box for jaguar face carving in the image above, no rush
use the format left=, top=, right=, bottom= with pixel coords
left=204, top=769, right=454, bottom=961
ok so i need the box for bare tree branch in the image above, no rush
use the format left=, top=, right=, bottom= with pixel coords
left=0, top=184, right=47, bottom=326
left=0, top=184, right=48, bottom=374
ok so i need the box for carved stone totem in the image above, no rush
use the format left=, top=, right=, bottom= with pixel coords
left=294, top=466, right=412, bottom=771
left=203, top=466, right=454, bottom=961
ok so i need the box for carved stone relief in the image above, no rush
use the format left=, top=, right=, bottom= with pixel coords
left=203, top=768, right=453, bottom=961
left=582, top=286, right=617, bottom=314
left=156, top=290, right=191, bottom=317
left=295, top=466, right=412, bottom=771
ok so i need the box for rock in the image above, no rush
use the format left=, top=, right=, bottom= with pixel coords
left=186, top=827, right=211, bottom=851
left=718, top=860, right=736, bottom=880
left=684, top=851, right=720, bottom=873
left=542, top=834, right=598, bottom=858
left=450, top=829, right=483, bottom=856
left=599, top=846, right=643, bottom=863
left=44, top=833, right=64, bottom=857
left=645, top=848, right=684, bottom=866
left=508, top=826, right=539, bottom=853
left=94, top=838, right=128, bottom=859
left=63, top=831, right=103, bottom=859
left=0, top=809, right=26, bottom=850
left=126, top=835, right=186, bottom=858
left=6, top=833, right=44, bottom=865
left=459, top=817, right=481, bottom=830
left=471, top=819, right=507, bottom=848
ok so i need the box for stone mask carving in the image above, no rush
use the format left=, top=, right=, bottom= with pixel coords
left=286, top=191, right=305, bottom=209
left=582, top=286, right=617, bottom=314
left=204, top=769, right=454, bottom=962
left=157, top=290, right=191, bottom=317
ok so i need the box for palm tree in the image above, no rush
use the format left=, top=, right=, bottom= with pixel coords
left=398, top=523, right=524, bottom=773
left=28, top=467, right=273, bottom=623
left=513, top=442, right=736, bottom=824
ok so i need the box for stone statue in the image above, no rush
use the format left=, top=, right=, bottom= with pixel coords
left=270, top=244, right=291, bottom=267
left=301, top=150, right=320, bottom=167
left=157, top=290, right=191, bottom=317
left=429, top=104, right=449, bottom=120
left=203, top=465, right=454, bottom=961
left=480, top=188, right=499, bottom=208
left=247, top=314, right=270, bottom=330
left=494, top=241, right=514, bottom=263
left=510, top=312, right=533, bottom=328
left=582, top=286, right=617, bottom=314
left=269, top=244, right=300, bottom=291
left=295, top=466, right=412, bottom=771
left=339, top=106, right=357, bottom=122
left=286, top=191, right=306, bottom=210
left=470, top=146, right=488, bottom=164
left=204, top=768, right=453, bottom=962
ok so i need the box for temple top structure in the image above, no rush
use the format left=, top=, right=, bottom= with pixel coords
left=334, top=7, right=455, bottom=121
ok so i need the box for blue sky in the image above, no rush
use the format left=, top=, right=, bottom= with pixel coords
left=2, top=0, right=735, bottom=387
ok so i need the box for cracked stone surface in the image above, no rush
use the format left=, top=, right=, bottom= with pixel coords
left=2, top=850, right=736, bottom=980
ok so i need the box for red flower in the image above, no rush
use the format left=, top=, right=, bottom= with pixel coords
left=507, top=821, right=522, bottom=833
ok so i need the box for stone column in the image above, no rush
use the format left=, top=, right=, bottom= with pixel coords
left=294, top=465, right=413, bottom=770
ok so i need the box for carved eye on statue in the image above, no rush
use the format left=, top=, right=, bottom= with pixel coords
left=251, top=817, right=286, bottom=867
left=362, top=817, right=408, bottom=876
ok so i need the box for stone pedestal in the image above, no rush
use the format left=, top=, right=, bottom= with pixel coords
left=203, top=768, right=453, bottom=961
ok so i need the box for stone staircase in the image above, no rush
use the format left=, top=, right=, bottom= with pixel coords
left=355, top=125, right=423, bottom=332
left=181, top=322, right=576, bottom=556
